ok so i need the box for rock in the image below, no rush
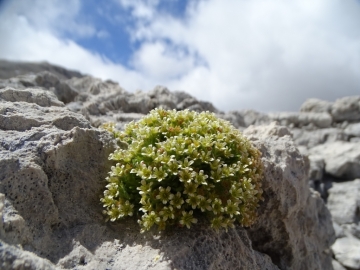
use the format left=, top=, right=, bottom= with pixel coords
left=216, top=110, right=270, bottom=129
left=0, top=92, right=335, bottom=269
left=327, top=179, right=360, bottom=224
left=341, top=223, right=360, bottom=239
left=308, top=142, right=360, bottom=179
left=332, top=236, right=360, bottom=270
left=35, top=72, right=78, bottom=104
left=219, top=111, right=246, bottom=128
left=332, top=259, right=347, bottom=270
left=0, top=60, right=83, bottom=81
left=148, top=86, right=177, bottom=110
left=239, top=110, right=270, bottom=127
left=0, top=87, right=64, bottom=107
left=300, top=98, right=332, bottom=113
left=269, top=112, right=332, bottom=128
left=345, top=123, right=360, bottom=138
left=331, top=96, right=360, bottom=122
left=0, top=72, right=79, bottom=104
left=0, top=102, right=90, bottom=131
left=0, top=240, right=55, bottom=270
left=332, top=221, right=345, bottom=238
left=308, top=155, right=325, bottom=181
left=291, top=128, right=348, bottom=149
left=244, top=122, right=335, bottom=270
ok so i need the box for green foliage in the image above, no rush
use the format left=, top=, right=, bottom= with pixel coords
left=101, top=108, right=263, bottom=233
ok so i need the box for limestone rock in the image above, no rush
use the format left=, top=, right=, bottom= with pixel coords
left=332, top=236, right=360, bottom=270
left=0, top=60, right=83, bottom=80
left=244, top=122, right=335, bottom=270
left=269, top=112, right=332, bottom=128
left=331, top=96, right=360, bottom=122
left=0, top=72, right=79, bottom=104
left=332, top=259, right=347, bottom=270
left=291, top=128, right=348, bottom=149
left=308, top=155, right=325, bottom=181
left=219, top=109, right=271, bottom=129
left=327, top=179, right=360, bottom=224
left=0, top=91, right=336, bottom=269
left=300, top=98, right=332, bottom=113
left=0, top=87, right=64, bottom=107
left=0, top=240, right=55, bottom=270
left=345, top=123, right=360, bottom=138
left=308, top=142, right=360, bottom=179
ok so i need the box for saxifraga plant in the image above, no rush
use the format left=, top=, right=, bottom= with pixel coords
left=101, top=108, right=263, bottom=233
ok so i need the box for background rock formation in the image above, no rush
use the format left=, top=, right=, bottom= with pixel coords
left=0, top=60, right=357, bottom=269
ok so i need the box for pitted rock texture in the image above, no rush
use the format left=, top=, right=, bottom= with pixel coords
left=308, top=142, right=360, bottom=179
left=0, top=85, right=335, bottom=269
left=1, top=60, right=357, bottom=269
left=244, top=122, right=335, bottom=270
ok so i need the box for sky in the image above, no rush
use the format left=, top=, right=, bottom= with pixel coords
left=0, top=0, right=359, bottom=112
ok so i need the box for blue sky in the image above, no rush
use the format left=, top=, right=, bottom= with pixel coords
left=0, top=0, right=360, bottom=112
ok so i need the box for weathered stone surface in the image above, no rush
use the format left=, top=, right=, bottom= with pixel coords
left=0, top=240, right=55, bottom=270
left=309, top=142, right=360, bottom=179
left=291, top=128, right=348, bottom=148
left=332, top=259, right=347, bottom=270
left=0, top=87, right=64, bottom=107
left=345, top=123, right=360, bottom=138
left=331, top=96, right=360, bottom=122
left=327, top=179, right=360, bottom=224
left=244, top=122, right=335, bottom=270
left=332, top=236, right=360, bottom=270
left=0, top=90, right=336, bottom=269
left=308, top=155, right=325, bottom=181
left=0, top=60, right=83, bottom=81
left=0, top=72, right=79, bottom=104
left=300, top=98, right=332, bottom=113
left=269, top=112, right=332, bottom=128
left=239, top=110, right=270, bottom=127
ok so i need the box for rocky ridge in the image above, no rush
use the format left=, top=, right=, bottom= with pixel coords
left=0, top=61, right=358, bottom=269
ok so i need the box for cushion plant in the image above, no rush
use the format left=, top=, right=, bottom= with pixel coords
left=101, top=108, right=263, bottom=233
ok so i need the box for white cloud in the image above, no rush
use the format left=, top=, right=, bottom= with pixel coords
left=0, top=4, right=147, bottom=91
left=129, top=0, right=360, bottom=111
left=0, top=0, right=360, bottom=112
left=131, top=41, right=197, bottom=80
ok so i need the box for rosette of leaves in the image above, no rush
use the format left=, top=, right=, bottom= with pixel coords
left=101, top=108, right=263, bottom=233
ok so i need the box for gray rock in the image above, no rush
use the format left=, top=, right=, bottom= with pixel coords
left=218, top=111, right=246, bottom=128
left=291, top=128, right=348, bottom=149
left=332, top=259, right=347, bottom=270
left=244, top=122, right=335, bottom=270
left=240, top=110, right=270, bottom=127
left=345, top=123, right=360, bottom=138
left=0, top=94, right=335, bottom=269
left=309, top=142, right=360, bottom=179
left=0, top=72, right=79, bottom=104
left=308, top=155, right=325, bottom=181
left=331, top=96, right=360, bottom=122
left=219, top=110, right=271, bottom=129
left=327, top=179, right=360, bottom=224
left=35, top=71, right=78, bottom=103
left=300, top=98, right=332, bottom=113
left=68, top=76, right=126, bottom=97
left=332, top=236, right=360, bottom=269
left=341, top=223, right=360, bottom=239
left=0, top=60, right=83, bottom=81
left=148, top=85, right=177, bottom=110
left=0, top=239, right=55, bottom=270
left=269, top=112, right=332, bottom=128
left=0, top=87, right=64, bottom=107
left=332, top=221, right=345, bottom=238
left=0, top=101, right=90, bottom=131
